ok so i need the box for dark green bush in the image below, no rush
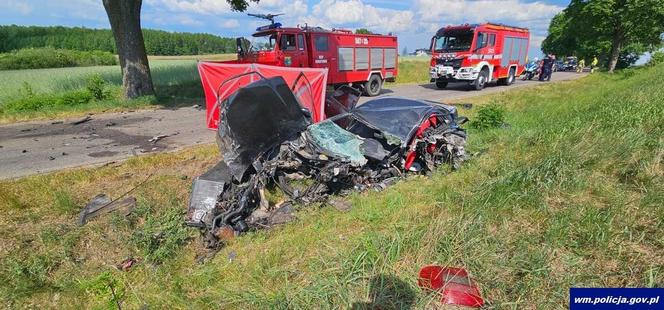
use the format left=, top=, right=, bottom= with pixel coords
left=86, top=74, right=110, bottom=100
left=646, top=51, right=664, bottom=67
left=471, top=103, right=506, bottom=131
left=0, top=48, right=117, bottom=70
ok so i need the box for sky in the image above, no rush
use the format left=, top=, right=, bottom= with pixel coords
left=0, top=0, right=572, bottom=57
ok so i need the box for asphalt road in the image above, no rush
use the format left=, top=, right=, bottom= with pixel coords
left=0, top=72, right=584, bottom=179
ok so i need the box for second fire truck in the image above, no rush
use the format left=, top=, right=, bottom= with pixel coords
left=429, top=23, right=530, bottom=90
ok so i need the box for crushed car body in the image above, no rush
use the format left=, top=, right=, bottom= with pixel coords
left=188, top=65, right=467, bottom=247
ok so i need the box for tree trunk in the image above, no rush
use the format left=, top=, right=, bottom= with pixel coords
left=103, top=0, right=154, bottom=98
left=607, top=29, right=624, bottom=73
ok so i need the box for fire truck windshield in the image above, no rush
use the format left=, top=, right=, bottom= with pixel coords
left=433, top=30, right=474, bottom=52
left=250, top=33, right=277, bottom=52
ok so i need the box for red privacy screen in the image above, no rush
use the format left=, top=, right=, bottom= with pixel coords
left=197, top=61, right=329, bottom=130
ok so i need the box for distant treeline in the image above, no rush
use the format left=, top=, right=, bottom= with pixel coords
left=0, top=25, right=237, bottom=55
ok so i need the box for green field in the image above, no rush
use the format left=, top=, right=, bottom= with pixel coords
left=390, top=56, right=431, bottom=85
left=1, top=63, right=661, bottom=308
left=0, top=54, right=431, bottom=122
left=0, top=54, right=235, bottom=123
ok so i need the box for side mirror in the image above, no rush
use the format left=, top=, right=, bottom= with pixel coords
left=236, top=37, right=245, bottom=56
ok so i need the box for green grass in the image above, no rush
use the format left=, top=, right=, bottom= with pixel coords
left=0, top=55, right=236, bottom=123
left=386, top=57, right=431, bottom=86
left=1, top=63, right=662, bottom=308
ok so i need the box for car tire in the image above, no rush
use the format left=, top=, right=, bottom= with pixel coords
left=471, top=69, right=488, bottom=90
left=506, top=68, right=516, bottom=85
left=364, top=74, right=382, bottom=97
left=435, top=81, right=448, bottom=89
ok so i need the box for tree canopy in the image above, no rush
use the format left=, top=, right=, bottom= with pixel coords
left=542, top=0, right=664, bottom=72
left=355, top=28, right=373, bottom=34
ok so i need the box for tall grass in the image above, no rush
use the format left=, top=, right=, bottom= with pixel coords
left=0, top=59, right=199, bottom=103
left=0, top=64, right=662, bottom=308
left=0, top=58, right=224, bottom=122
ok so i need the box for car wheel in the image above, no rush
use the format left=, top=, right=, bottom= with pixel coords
left=435, top=81, right=448, bottom=89
left=506, top=68, right=516, bottom=85
left=472, top=69, right=488, bottom=90
left=364, top=74, right=382, bottom=97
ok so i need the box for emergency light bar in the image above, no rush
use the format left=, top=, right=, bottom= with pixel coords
left=256, top=23, right=282, bottom=31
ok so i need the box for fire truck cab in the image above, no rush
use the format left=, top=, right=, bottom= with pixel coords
left=429, top=23, right=530, bottom=90
left=236, top=23, right=399, bottom=96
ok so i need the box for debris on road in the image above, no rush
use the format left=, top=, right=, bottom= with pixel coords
left=149, top=132, right=178, bottom=144
left=452, top=103, right=473, bottom=110
left=71, top=115, right=93, bottom=125
left=228, top=251, right=237, bottom=262
left=418, top=265, right=484, bottom=308
left=116, top=257, right=138, bottom=271
left=79, top=194, right=137, bottom=225
left=187, top=73, right=468, bottom=248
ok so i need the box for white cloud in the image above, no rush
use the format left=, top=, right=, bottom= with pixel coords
left=0, top=1, right=33, bottom=14
left=45, top=0, right=107, bottom=22
left=413, top=0, right=563, bottom=24
left=221, top=18, right=240, bottom=28
left=145, top=0, right=233, bottom=15
left=176, top=15, right=204, bottom=26
left=309, top=0, right=414, bottom=33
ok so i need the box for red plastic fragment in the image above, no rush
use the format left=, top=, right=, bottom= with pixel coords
left=417, top=265, right=484, bottom=308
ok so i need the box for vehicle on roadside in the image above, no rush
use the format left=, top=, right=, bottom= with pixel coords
left=522, top=60, right=540, bottom=80
left=564, top=56, right=578, bottom=71
left=429, top=23, right=530, bottom=90
left=230, top=15, right=398, bottom=96
left=189, top=66, right=468, bottom=244
left=553, top=60, right=564, bottom=72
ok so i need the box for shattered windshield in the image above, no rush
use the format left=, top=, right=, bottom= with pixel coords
left=250, top=33, right=277, bottom=52
left=433, top=30, right=474, bottom=52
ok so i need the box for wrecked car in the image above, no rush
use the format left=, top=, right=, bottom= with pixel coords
left=187, top=70, right=467, bottom=248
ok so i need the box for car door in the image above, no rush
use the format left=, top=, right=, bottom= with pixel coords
left=310, top=34, right=335, bottom=82
left=279, top=32, right=301, bottom=67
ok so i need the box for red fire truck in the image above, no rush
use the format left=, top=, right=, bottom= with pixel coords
left=235, top=21, right=399, bottom=96
left=429, top=23, right=530, bottom=90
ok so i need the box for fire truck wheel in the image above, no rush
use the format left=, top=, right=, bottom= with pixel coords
left=435, top=81, right=448, bottom=89
left=364, top=74, right=382, bottom=97
left=498, top=68, right=516, bottom=86
left=472, top=69, right=488, bottom=90
left=506, top=68, right=516, bottom=85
